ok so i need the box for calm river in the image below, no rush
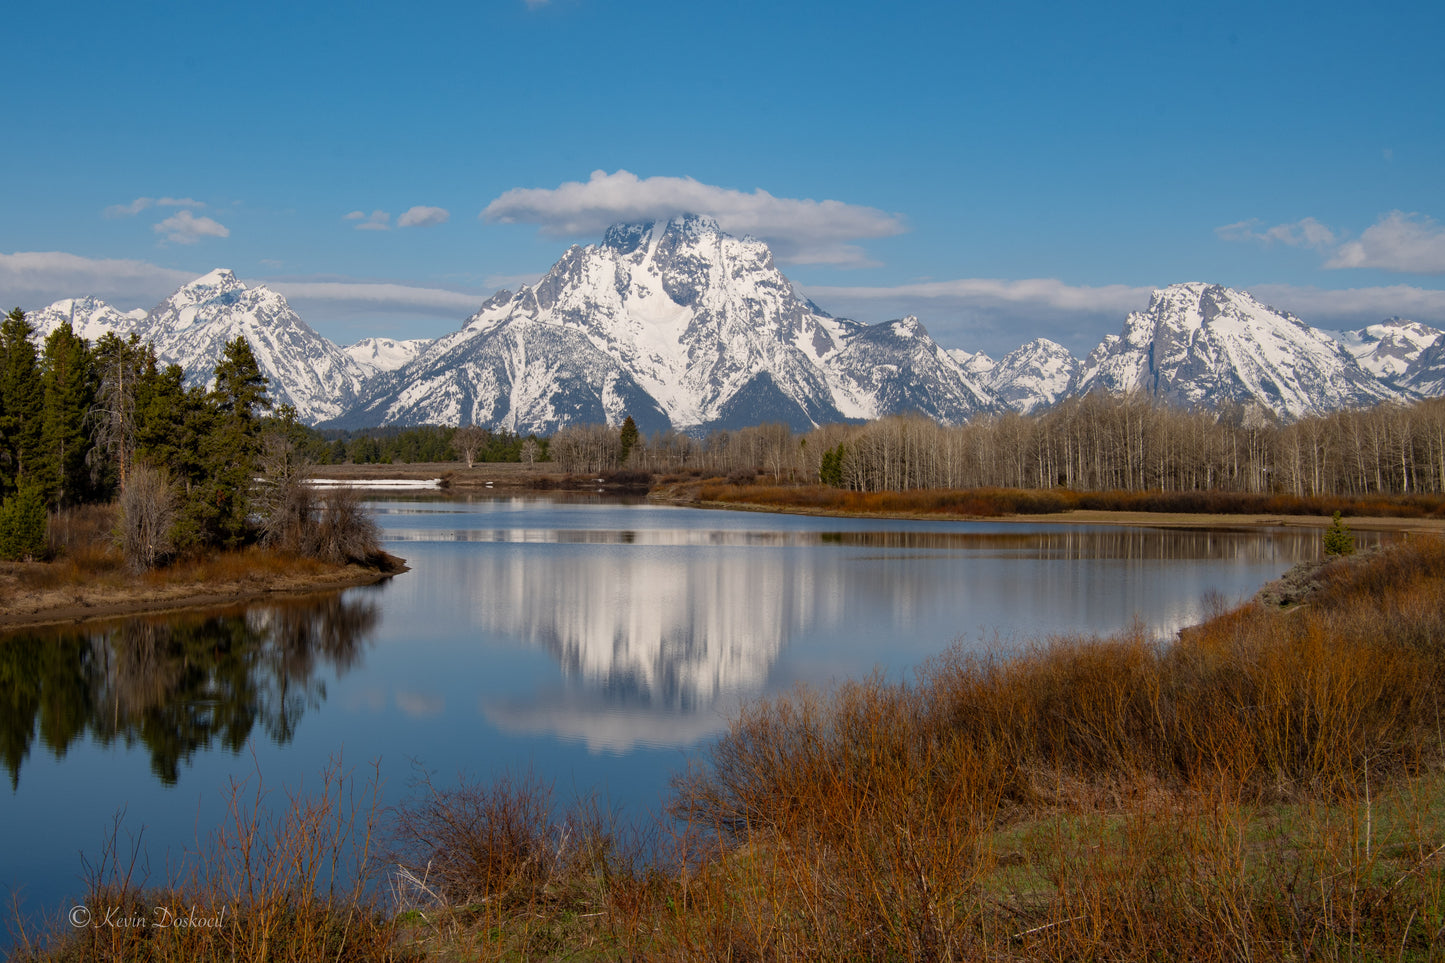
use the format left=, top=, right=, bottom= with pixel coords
left=0, top=495, right=1363, bottom=923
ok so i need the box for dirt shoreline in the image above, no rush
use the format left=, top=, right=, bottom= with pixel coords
left=0, top=554, right=408, bottom=633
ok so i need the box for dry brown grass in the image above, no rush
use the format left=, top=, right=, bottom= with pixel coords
left=685, top=482, right=1445, bottom=521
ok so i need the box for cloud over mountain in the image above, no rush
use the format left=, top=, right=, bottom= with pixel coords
left=481, top=169, right=905, bottom=267
left=0, top=252, right=194, bottom=308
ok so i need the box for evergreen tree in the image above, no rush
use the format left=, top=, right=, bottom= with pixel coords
left=135, top=359, right=207, bottom=486
left=619, top=415, right=640, bottom=465
left=196, top=337, right=271, bottom=547
left=1324, top=511, right=1355, bottom=556
left=0, top=308, right=43, bottom=495
left=38, top=321, right=97, bottom=506
left=0, top=482, right=48, bottom=560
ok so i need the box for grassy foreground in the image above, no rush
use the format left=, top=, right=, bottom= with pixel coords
left=13, top=538, right=1445, bottom=961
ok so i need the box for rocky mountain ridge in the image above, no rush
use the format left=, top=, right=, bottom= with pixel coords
left=23, top=220, right=1442, bottom=430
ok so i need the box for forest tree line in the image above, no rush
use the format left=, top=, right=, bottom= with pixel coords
left=555, top=394, right=1445, bottom=497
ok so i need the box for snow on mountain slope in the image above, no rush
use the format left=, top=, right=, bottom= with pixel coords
left=344, top=216, right=997, bottom=432
left=1078, top=283, right=1394, bottom=418
left=143, top=269, right=367, bottom=424
left=1402, top=335, right=1445, bottom=396
left=343, top=336, right=431, bottom=378
left=947, top=348, right=997, bottom=381
left=986, top=338, right=1082, bottom=413
left=1337, top=319, right=1442, bottom=382
left=27, top=297, right=145, bottom=343
left=824, top=316, right=998, bottom=424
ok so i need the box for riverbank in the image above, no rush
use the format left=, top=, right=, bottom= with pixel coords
left=0, top=548, right=407, bottom=632
left=649, top=479, right=1445, bottom=533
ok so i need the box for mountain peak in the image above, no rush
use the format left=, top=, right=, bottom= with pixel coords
left=600, top=221, right=655, bottom=253
left=665, top=212, right=722, bottom=237
left=1083, top=280, right=1390, bottom=417
left=176, top=268, right=247, bottom=301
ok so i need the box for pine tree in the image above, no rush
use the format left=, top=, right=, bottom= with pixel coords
left=619, top=415, right=640, bottom=465
left=198, top=337, right=271, bottom=547
left=38, top=321, right=97, bottom=506
left=0, top=482, right=48, bottom=560
left=0, top=308, right=43, bottom=495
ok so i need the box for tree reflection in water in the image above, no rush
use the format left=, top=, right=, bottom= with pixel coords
left=0, top=594, right=378, bottom=788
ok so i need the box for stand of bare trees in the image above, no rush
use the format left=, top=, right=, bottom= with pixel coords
left=571, top=395, right=1445, bottom=496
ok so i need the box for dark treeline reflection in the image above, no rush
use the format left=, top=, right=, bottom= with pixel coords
left=0, top=595, right=378, bottom=788
left=385, top=522, right=1347, bottom=561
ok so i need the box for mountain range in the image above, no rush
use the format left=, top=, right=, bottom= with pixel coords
left=24, top=216, right=1445, bottom=431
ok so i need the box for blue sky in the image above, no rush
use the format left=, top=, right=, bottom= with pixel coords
left=2, top=0, right=1442, bottom=356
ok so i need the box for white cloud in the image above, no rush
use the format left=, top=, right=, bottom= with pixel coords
left=346, top=210, right=391, bottom=231
left=1220, top=211, right=1445, bottom=275
left=153, top=210, right=230, bottom=245
left=801, top=277, right=1155, bottom=356
left=1215, top=217, right=1337, bottom=249
left=804, top=276, right=1151, bottom=316
left=397, top=206, right=450, bottom=228
left=104, top=196, right=204, bottom=218
left=482, top=169, right=906, bottom=267
left=1246, top=283, right=1445, bottom=326
left=0, top=251, right=194, bottom=309
left=1325, top=211, right=1445, bottom=274
left=264, top=279, right=484, bottom=314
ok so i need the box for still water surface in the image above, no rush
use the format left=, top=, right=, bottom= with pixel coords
left=1, top=495, right=1355, bottom=918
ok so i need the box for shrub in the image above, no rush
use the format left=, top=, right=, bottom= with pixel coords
left=302, top=487, right=381, bottom=565
left=116, top=462, right=176, bottom=571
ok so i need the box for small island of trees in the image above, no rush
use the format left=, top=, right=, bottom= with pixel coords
left=0, top=308, right=383, bottom=571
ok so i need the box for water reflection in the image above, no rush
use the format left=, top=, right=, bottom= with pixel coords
left=0, top=595, right=378, bottom=788
left=386, top=523, right=1337, bottom=558
left=401, top=521, right=1336, bottom=752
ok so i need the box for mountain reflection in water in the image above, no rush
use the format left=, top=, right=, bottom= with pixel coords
left=0, top=595, right=378, bottom=788
left=383, top=516, right=1338, bottom=752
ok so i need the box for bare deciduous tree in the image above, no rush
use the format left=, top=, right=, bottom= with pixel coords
left=118, top=461, right=175, bottom=571
left=453, top=425, right=491, bottom=468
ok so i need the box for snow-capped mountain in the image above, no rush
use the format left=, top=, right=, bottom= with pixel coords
left=1077, top=283, right=1394, bottom=418
left=984, top=338, right=1082, bottom=414
left=1402, top=335, right=1445, bottom=397
left=26, top=297, right=146, bottom=343
left=343, top=336, right=432, bottom=378
left=1337, top=319, right=1442, bottom=382
left=141, top=269, right=367, bottom=424
left=341, top=215, right=997, bottom=432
